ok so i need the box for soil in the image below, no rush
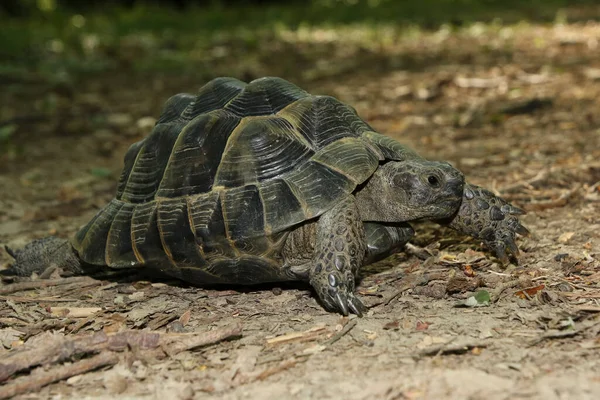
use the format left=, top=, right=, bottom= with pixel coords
left=1, top=20, right=600, bottom=400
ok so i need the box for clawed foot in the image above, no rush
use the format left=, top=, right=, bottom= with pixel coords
left=448, top=184, right=530, bottom=264
left=481, top=203, right=529, bottom=263
left=310, top=270, right=367, bottom=316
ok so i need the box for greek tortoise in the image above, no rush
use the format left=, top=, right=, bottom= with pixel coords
left=5, top=77, right=529, bottom=316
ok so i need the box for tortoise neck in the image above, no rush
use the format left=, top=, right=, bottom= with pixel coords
left=354, top=169, right=390, bottom=222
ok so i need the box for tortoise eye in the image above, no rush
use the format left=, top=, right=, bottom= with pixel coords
left=427, top=175, right=440, bottom=187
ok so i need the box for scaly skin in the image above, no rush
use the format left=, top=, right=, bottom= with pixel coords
left=446, top=183, right=529, bottom=263
left=309, top=196, right=367, bottom=316
left=363, top=223, right=415, bottom=264
left=3, top=237, right=81, bottom=277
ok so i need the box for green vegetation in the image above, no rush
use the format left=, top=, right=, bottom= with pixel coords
left=0, top=0, right=598, bottom=79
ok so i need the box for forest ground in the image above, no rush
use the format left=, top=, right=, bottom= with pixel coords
left=1, top=3, right=600, bottom=399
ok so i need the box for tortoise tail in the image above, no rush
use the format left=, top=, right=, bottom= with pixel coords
left=2, top=236, right=83, bottom=277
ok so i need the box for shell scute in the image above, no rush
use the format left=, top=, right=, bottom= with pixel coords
left=214, top=116, right=314, bottom=188
left=156, top=197, right=205, bottom=267
left=222, top=184, right=265, bottom=240
left=105, top=203, right=137, bottom=267
left=187, top=191, right=236, bottom=259
left=77, top=77, right=413, bottom=273
left=181, top=77, right=247, bottom=119
left=225, top=77, right=309, bottom=117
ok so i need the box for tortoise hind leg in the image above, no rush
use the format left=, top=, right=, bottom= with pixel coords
left=364, top=223, right=414, bottom=265
left=309, top=196, right=367, bottom=316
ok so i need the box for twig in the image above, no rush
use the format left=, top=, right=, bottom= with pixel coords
left=528, top=319, right=600, bottom=347
left=490, top=279, right=521, bottom=303
left=575, top=305, right=600, bottom=313
left=524, top=184, right=581, bottom=212
left=22, top=319, right=76, bottom=340
left=147, top=313, right=178, bottom=331
left=0, top=296, right=78, bottom=303
left=161, top=324, right=243, bottom=356
left=255, top=358, right=301, bottom=381
left=67, top=316, right=95, bottom=334
left=418, top=340, right=489, bottom=357
left=368, top=278, right=430, bottom=309
left=0, top=325, right=242, bottom=382
left=266, top=326, right=327, bottom=346
left=0, top=352, right=117, bottom=400
left=49, top=307, right=102, bottom=318
left=527, top=330, right=579, bottom=346
left=325, top=319, right=358, bottom=345
left=500, top=169, right=551, bottom=193
left=454, top=76, right=506, bottom=88
left=0, top=276, right=99, bottom=295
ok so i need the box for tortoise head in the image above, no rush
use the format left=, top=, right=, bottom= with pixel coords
left=357, top=160, right=465, bottom=222
left=3, top=236, right=81, bottom=277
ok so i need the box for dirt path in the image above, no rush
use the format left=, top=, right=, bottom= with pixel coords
left=1, top=21, right=600, bottom=400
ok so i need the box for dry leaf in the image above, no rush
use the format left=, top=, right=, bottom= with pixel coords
left=558, top=232, right=575, bottom=243
left=463, top=265, right=475, bottom=277
left=515, top=284, right=545, bottom=299
left=0, top=327, right=25, bottom=348
left=179, top=309, right=191, bottom=326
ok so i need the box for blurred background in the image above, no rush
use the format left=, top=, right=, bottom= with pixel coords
left=1, top=0, right=599, bottom=221
left=2, top=0, right=599, bottom=84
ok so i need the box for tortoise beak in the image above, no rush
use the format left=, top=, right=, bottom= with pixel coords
left=446, top=178, right=465, bottom=201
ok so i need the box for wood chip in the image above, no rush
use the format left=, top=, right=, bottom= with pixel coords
left=49, top=307, right=102, bottom=318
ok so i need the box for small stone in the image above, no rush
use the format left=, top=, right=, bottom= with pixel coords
left=168, top=321, right=186, bottom=333
left=271, top=287, right=283, bottom=295
left=554, top=253, right=569, bottom=261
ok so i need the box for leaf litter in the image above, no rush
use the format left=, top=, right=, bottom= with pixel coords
left=1, top=13, right=600, bottom=400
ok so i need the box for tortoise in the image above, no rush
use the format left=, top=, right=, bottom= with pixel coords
left=5, top=77, right=529, bottom=316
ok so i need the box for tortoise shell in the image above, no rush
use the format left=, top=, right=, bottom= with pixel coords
left=72, top=77, right=418, bottom=275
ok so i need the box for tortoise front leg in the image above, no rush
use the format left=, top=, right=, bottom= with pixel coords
left=309, top=196, right=367, bottom=316
left=445, top=183, right=529, bottom=263
left=364, top=223, right=414, bottom=265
